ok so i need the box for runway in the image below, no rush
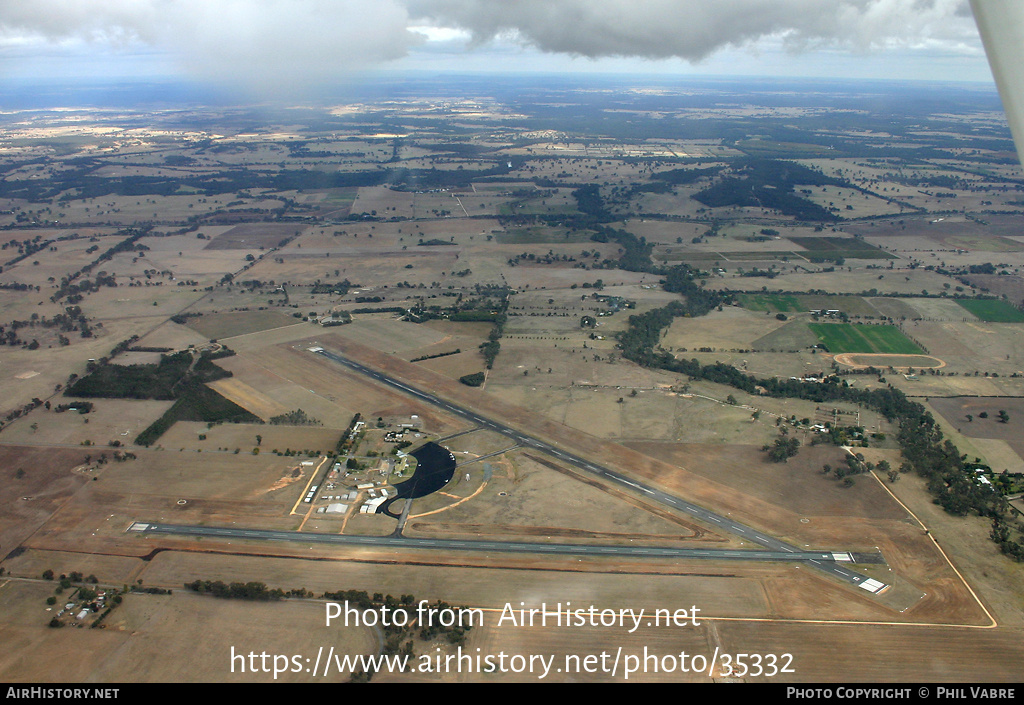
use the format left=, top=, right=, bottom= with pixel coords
left=130, top=521, right=853, bottom=563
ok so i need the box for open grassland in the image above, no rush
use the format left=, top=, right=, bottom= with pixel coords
left=662, top=307, right=791, bottom=351
left=405, top=452, right=704, bottom=544
left=625, top=442, right=907, bottom=523
left=808, top=323, right=923, bottom=354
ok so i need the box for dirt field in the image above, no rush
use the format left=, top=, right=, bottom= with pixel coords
left=0, top=446, right=93, bottom=559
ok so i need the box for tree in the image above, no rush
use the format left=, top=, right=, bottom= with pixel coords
left=459, top=372, right=485, bottom=387
left=998, top=410, right=1009, bottom=424
left=763, top=434, right=800, bottom=463
left=255, top=434, right=262, bottom=447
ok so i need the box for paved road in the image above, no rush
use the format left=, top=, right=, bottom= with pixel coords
left=131, top=522, right=847, bottom=563
left=307, top=347, right=888, bottom=594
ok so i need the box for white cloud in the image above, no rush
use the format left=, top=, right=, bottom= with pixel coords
left=0, top=0, right=420, bottom=91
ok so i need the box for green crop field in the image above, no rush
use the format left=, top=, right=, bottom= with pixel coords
left=808, top=323, right=924, bottom=354
left=955, top=298, right=1024, bottom=323
left=739, top=294, right=879, bottom=317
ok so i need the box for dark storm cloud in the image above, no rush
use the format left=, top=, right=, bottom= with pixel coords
left=406, top=0, right=976, bottom=60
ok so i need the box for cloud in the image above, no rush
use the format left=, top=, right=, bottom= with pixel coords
left=0, top=0, right=982, bottom=89
left=0, top=0, right=420, bottom=91
left=406, top=0, right=979, bottom=60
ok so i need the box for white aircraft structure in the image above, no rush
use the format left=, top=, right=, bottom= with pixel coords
left=972, top=0, right=1024, bottom=163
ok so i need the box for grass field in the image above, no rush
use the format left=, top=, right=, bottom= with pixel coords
left=739, top=293, right=879, bottom=317
left=955, top=298, right=1024, bottom=323
left=495, top=226, right=593, bottom=244
left=739, top=293, right=808, bottom=313
left=808, top=323, right=924, bottom=354
left=187, top=310, right=302, bottom=340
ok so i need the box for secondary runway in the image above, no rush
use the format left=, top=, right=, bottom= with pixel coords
left=306, top=346, right=889, bottom=594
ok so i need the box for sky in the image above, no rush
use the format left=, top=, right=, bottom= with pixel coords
left=0, top=0, right=996, bottom=95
